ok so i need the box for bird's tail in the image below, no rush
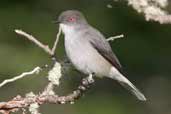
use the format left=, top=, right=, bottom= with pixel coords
left=109, top=67, right=146, bottom=101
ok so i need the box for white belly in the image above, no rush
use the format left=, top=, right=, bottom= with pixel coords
left=64, top=35, right=112, bottom=77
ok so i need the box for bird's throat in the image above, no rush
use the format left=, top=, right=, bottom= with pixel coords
left=60, top=24, right=76, bottom=35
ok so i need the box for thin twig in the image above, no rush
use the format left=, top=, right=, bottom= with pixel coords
left=15, top=27, right=62, bottom=56
left=107, top=34, right=124, bottom=41
left=0, top=67, right=41, bottom=88
left=15, top=30, right=53, bottom=55
left=52, top=26, right=62, bottom=55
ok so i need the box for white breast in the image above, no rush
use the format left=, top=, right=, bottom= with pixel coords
left=60, top=24, right=75, bottom=36
left=64, top=30, right=91, bottom=74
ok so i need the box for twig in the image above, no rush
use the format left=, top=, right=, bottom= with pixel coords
left=52, top=26, right=62, bottom=55
left=15, top=27, right=62, bottom=56
left=126, top=0, right=171, bottom=24
left=0, top=67, right=42, bottom=88
left=15, top=30, right=53, bottom=55
left=107, top=34, right=124, bottom=41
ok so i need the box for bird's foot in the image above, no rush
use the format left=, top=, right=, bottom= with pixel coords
left=87, top=74, right=94, bottom=83
left=81, top=73, right=95, bottom=89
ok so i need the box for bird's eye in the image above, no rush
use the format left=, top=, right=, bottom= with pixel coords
left=68, top=17, right=76, bottom=22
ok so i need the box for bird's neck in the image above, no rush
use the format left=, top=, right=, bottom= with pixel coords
left=60, top=24, right=75, bottom=35
left=60, top=24, right=88, bottom=36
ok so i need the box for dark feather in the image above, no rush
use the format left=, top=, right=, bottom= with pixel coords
left=85, top=26, right=123, bottom=73
left=90, top=41, right=122, bottom=73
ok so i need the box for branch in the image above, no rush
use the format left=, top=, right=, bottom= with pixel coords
left=0, top=67, right=42, bottom=88
left=0, top=75, right=94, bottom=114
left=15, top=26, right=62, bottom=56
left=108, top=0, right=171, bottom=24
left=126, top=0, right=171, bottom=24
left=107, top=34, right=124, bottom=41
left=52, top=26, right=62, bottom=55
left=15, top=30, right=53, bottom=55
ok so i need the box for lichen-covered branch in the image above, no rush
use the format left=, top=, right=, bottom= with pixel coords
left=126, top=0, right=171, bottom=24
left=0, top=75, right=94, bottom=114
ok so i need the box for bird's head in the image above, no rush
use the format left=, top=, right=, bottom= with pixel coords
left=57, top=10, right=88, bottom=27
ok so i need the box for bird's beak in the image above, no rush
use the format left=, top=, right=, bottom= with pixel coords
left=52, top=20, right=60, bottom=24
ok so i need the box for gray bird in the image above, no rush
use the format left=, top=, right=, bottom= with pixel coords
left=57, top=10, right=146, bottom=101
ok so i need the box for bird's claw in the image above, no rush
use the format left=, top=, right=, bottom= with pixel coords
left=87, top=74, right=94, bottom=83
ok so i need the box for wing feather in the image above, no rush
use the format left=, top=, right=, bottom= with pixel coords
left=85, top=27, right=122, bottom=73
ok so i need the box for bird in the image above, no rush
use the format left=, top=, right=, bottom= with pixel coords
left=57, top=10, right=146, bottom=101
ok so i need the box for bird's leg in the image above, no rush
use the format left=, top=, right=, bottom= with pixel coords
left=60, top=55, right=73, bottom=73
left=81, top=73, right=95, bottom=90
left=79, top=73, right=94, bottom=90
left=87, top=73, right=95, bottom=83
left=62, top=55, right=72, bottom=65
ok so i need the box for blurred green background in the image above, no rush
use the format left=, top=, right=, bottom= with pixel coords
left=0, top=0, right=171, bottom=114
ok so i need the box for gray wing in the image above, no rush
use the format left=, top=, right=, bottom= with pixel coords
left=85, top=27, right=122, bottom=73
